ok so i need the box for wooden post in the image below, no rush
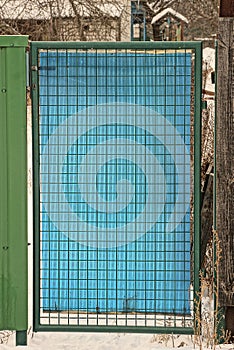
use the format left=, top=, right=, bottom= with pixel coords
left=216, top=6, right=234, bottom=336
left=219, top=0, right=234, bottom=17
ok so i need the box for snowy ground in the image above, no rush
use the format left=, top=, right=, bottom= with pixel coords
left=0, top=330, right=234, bottom=350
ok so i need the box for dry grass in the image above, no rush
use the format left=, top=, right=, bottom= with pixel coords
left=0, top=330, right=14, bottom=344
left=193, top=229, right=232, bottom=350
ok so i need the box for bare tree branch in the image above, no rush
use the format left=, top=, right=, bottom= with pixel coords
left=0, top=0, right=219, bottom=41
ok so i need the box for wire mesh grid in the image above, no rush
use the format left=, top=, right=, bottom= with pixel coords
left=32, top=43, right=200, bottom=332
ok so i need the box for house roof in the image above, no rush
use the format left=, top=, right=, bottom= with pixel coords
left=151, top=7, right=189, bottom=25
left=0, top=0, right=125, bottom=20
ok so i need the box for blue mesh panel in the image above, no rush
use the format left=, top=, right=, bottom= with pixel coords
left=39, top=50, right=191, bottom=316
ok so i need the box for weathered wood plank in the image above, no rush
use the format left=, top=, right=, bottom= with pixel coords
left=217, top=18, right=234, bottom=307
left=201, top=173, right=213, bottom=264
left=219, top=0, right=234, bottom=17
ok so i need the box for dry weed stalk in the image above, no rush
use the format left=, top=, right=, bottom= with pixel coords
left=0, top=330, right=13, bottom=344
left=193, top=229, right=232, bottom=349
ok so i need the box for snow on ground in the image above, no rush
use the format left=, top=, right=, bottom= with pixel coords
left=0, top=331, right=233, bottom=349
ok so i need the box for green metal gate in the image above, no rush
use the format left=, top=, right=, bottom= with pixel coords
left=31, top=41, right=202, bottom=333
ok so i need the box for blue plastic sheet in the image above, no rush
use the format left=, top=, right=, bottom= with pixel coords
left=39, top=51, right=191, bottom=314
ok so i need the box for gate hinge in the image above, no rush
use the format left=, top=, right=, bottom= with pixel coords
left=31, top=65, right=38, bottom=71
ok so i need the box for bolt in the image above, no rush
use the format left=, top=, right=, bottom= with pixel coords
left=1, top=88, right=6, bottom=93
left=3, top=246, right=9, bottom=250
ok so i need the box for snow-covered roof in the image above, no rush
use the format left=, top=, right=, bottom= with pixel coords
left=0, top=0, right=124, bottom=20
left=151, top=7, right=189, bottom=25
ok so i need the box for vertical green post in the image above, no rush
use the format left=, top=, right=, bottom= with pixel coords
left=0, top=36, right=28, bottom=345
left=193, top=42, right=202, bottom=336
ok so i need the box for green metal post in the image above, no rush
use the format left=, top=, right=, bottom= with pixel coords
left=30, top=43, right=40, bottom=333
left=0, top=36, right=28, bottom=345
left=193, top=42, right=202, bottom=335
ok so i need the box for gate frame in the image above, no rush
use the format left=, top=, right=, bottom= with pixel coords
left=31, top=41, right=202, bottom=334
